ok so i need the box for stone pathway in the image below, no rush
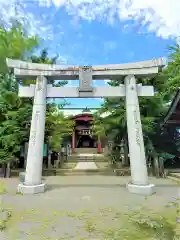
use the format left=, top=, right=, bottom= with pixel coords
left=74, top=161, right=98, bottom=170
left=78, top=153, right=104, bottom=157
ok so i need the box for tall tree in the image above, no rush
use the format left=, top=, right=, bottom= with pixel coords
left=96, top=72, right=169, bottom=173
left=30, top=48, right=68, bottom=87
left=0, top=24, right=39, bottom=176
left=46, top=105, right=75, bottom=167
left=0, top=24, right=39, bottom=72
left=165, top=44, right=180, bottom=97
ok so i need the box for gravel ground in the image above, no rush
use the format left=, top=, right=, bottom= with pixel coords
left=0, top=176, right=179, bottom=239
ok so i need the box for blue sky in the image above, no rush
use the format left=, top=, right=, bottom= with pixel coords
left=1, top=0, right=179, bottom=115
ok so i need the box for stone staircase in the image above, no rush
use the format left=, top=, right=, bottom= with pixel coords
left=167, top=172, right=180, bottom=184
left=57, top=148, right=112, bottom=175
left=54, top=168, right=115, bottom=176
left=75, top=148, right=97, bottom=154
left=68, top=148, right=109, bottom=162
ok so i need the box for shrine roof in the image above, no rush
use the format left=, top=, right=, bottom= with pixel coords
left=71, top=112, right=93, bottom=120
left=163, top=88, right=180, bottom=125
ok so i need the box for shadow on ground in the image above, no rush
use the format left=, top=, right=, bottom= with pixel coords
left=45, top=183, right=178, bottom=192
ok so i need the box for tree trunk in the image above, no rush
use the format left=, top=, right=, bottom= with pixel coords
left=24, top=159, right=27, bottom=169
left=56, top=153, right=61, bottom=169
left=1, top=164, right=6, bottom=178
left=61, top=152, right=64, bottom=166
left=24, top=142, right=28, bottom=169
left=121, top=155, right=125, bottom=166
left=147, top=156, right=153, bottom=176
left=6, top=162, right=11, bottom=178
left=124, top=135, right=129, bottom=166
left=159, top=157, right=165, bottom=178
left=48, top=152, right=52, bottom=169
left=153, top=156, right=160, bottom=178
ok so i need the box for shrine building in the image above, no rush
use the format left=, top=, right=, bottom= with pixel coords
left=69, top=108, right=102, bottom=153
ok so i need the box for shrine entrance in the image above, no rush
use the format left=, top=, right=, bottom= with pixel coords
left=77, top=133, right=95, bottom=148
left=6, top=57, right=166, bottom=196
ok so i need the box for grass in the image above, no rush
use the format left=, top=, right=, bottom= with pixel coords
left=1, top=178, right=179, bottom=239
left=95, top=161, right=110, bottom=169
left=1, top=199, right=179, bottom=239
left=0, top=181, right=12, bottom=231
left=0, top=181, right=7, bottom=195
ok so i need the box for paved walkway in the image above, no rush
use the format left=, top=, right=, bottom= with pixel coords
left=74, top=161, right=98, bottom=170
left=0, top=176, right=179, bottom=239
left=78, top=153, right=104, bottom=157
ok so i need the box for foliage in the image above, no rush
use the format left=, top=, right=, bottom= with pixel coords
left=0, top=24, right=39, bottom=166
left=25, top=48, right=68, bottom=87
left=103, top=208, right=179, bottom=240
left=0, top=74, right=32, bottom=165
left=46, top=104, right=75, bottom=152
left=165, top=44, right=180, bottom=97
left=0, top=23, right=39, bottom=72
left=95, top=45, right=180, bottom=169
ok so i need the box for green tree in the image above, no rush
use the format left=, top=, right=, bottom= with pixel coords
left=96, top=73, right=169, bottom=174
left=0, top=74, right=32, bottom=176
left=165, top=44, right=180, bottom=96
left=46, top=104, right=75, bottom=168
left=28, top=48, right=68, bottom=87
left=0, top=24, right=39, bottom=176
left=0, top=24, right=39, bottom=72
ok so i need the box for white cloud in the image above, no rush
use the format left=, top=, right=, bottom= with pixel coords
left=117, top=0, right=180, bottom=39
left=43, top=0, right=180, bottom=39
left=0, top=0, right=179, bottom=49
left=0, top=0, right=56, bottom=41
left=0, top=0, right=180, bottom=39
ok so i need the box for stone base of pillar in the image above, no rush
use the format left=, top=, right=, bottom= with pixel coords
left=127, top=183, right=155, bottom=196
left=17, top=183, right=46, bottom=194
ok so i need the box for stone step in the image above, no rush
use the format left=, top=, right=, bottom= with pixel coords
left=169, top=172, right=180, bottom=179
left=67, top=155, right=109, bottom=162
left=167, top=172, right=180, bottom=184
left=42, top=167, right=115, bottom=176
left=55, top=169, right=115, bottom=176
left=167, top=176, right=180, bottom=184
left=75, top=148, right=98, bottom=154
left=56, top=172, right=115, bottom=176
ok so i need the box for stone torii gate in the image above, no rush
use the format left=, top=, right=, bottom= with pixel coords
left=7, top=58, right=166, bottom=195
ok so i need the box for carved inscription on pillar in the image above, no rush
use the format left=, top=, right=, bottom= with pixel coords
left=133, top=110, right=140, bottom=145
left=37, top=76, right=43, bottom=91
left=30, top=110, right=40, bottom=146
left=79, top=66, right=93, bottom=93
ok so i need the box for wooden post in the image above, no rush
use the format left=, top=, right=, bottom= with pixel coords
left=72, top=131, right=75, bottom=153
left=97, top=137, right=101, bottom=153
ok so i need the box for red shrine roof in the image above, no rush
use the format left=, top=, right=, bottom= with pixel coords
left=163, top=88, right=180, bottom=125
left=71, top=112, right=93, bottom=121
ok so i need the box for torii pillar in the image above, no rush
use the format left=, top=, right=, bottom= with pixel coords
left=17, top=76, right=47, bottom=194
left=125, top=75, right=155, bottom=195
